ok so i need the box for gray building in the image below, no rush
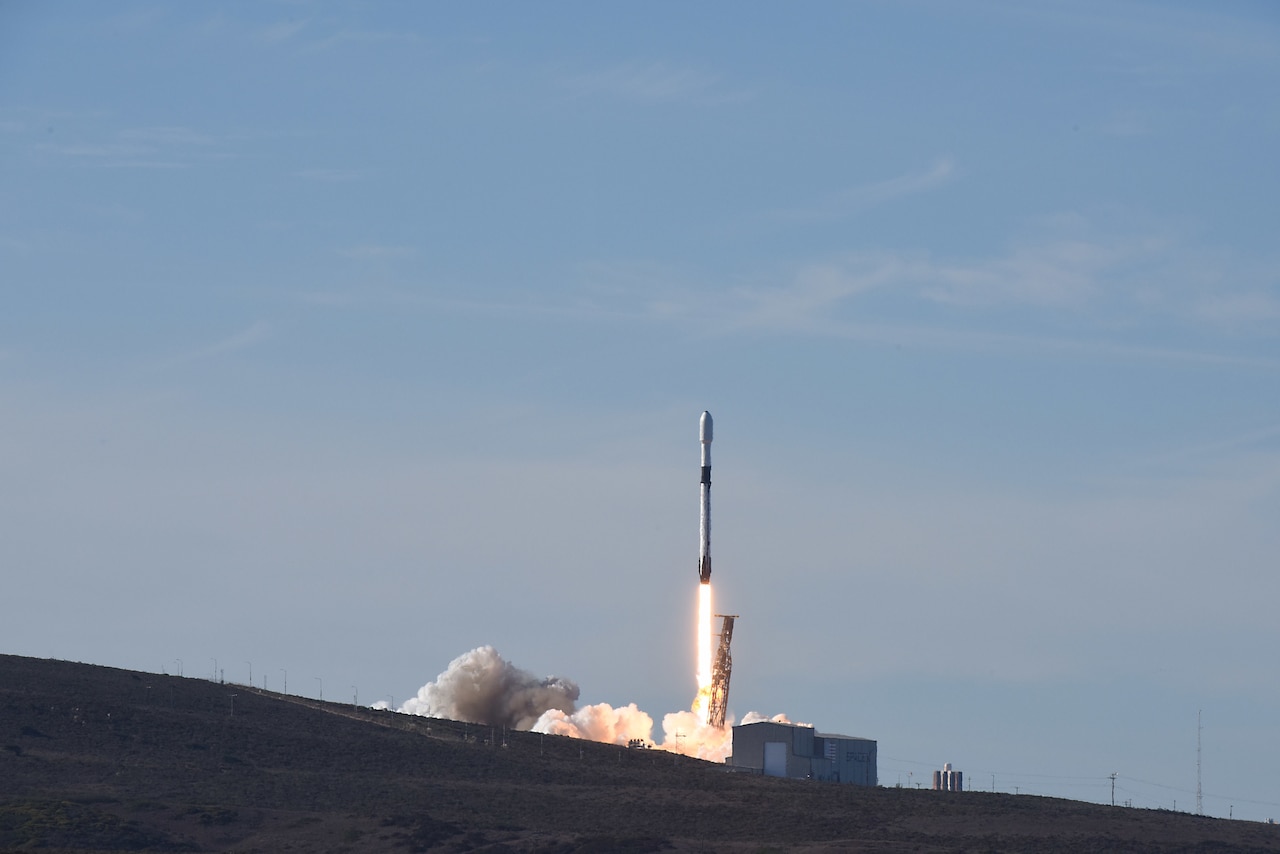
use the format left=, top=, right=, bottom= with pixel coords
left=728, top=720, right=877, bottom=785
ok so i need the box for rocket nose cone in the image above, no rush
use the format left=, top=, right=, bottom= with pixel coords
left=700, top=411, right=713, bottom=443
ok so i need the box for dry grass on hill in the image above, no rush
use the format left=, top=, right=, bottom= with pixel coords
left=3, top=653, right=1279, bottom=853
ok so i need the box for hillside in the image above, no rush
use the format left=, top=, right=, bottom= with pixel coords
left=2, top=653, right=1278, bottom=853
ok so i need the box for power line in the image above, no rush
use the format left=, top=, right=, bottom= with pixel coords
left=1116, top=775, right=1280, bottom=810
left=880, top=756, right=1280, bottom=810
left=880, top=757, right=1108, bottom=782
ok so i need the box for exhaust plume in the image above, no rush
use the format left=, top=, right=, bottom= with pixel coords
left=400, top=646, right=579, bottom=729
left=535, top=703, right=654, bottom=745
left=402, top=646, right=789, bottom=761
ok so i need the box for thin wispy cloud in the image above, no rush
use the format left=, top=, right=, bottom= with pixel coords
left=292, top=230, right=1278, bottom=371
left=730, top=303, right=1280, bottom=370
left=203, top=320, right=270, bottom=357
left=300, top=29, right=421, bottom=53
left=728, top=255, right=918, bottom=332
left=76, top=202, right=144, bottom=224
left=562, top=62, right=751, bottom=105
left=298, top=291, right=358, bottom=308
left=99, top=160, right=190, bottom=170
left=102, top=5, right=168, bottom=34
left=920, top=239, right=1128, bottom=307
left=118, top=126, right=216, bottom=146
left=294, top=280, right=660, bottom=325
left=33, top=142, right=191, bottom=169
left=1192, top=292, right=1280, bottom=327
left=293, top=168, right=362, bottom=182
left=32, top=124, right=221, bottom=169
left=340, top=244, right=416, bottom=260
left=771, top=158, right=957, bottom=222
left=150, top=321, right=272, bottom=371
left=979, top=1, right=1279, bottom=66
left=732, top=240, right=1111, bottom=330
left=565, top=233, right=1280, bottom=369
left=1097, top=111, right=1151, bottom=137
left=723, top=235, right=1162, bottom=326
left=253, top=19, right=309, bottom=44
left=1121, top=422, right=1280, bottom=475
left=36, top=142, right=151, bottom=158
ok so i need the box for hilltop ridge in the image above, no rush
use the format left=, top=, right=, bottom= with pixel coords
left=2, top=653, right=1278, bottom=853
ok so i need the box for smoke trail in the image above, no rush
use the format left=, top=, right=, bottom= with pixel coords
left=400, top=646, right=579, bottom=729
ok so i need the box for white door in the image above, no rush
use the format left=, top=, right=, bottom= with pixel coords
left=764, top=741, right=787, bottom=777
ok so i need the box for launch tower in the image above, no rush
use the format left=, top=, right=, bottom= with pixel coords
left=707, top=614, right=737, bottom=729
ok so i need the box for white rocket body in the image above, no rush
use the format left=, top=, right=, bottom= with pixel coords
left=698, top=411, right=713, bottom=584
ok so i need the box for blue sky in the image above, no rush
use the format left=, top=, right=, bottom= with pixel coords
left=3, top=0, right=1280, bottom=819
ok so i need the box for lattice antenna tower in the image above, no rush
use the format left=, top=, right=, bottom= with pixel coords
left=706, top=615, right=738, bottom=729
left=1196, top=709, right=1203, bottom=816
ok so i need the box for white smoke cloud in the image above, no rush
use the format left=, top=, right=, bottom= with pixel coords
left=534, top=702, right=654, bottom=745
left=659, top=709, right=734, bottom=759
left=400, top=646, right=579, bottom=729
left=534, top=705, right=794, bottom=760
left=402, top=646, right=789, bottom=762
left=741, top=711, right=796, bottom=726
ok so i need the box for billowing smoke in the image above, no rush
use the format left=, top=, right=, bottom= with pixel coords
left=535, top=703, right=654, bottom=745
left=399, top=646, right=579, bottom=729
left=741, top=711, right=795, bottom=726
left=532, top=704, right=793, bottom=760
left=398, top=646, right=788, bottom=762
left=658, top=709, right=734, bottom=760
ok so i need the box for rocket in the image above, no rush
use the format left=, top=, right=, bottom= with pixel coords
left=698, top=410, right=713, bottom=584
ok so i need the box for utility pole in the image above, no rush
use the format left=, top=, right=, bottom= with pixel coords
left=1110, top=772, right=1118, bottom=807
left=1196, top=710, right=1204, bottom=816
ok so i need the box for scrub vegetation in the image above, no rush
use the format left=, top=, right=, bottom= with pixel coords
left=3, top=654, right=1278, bottom=853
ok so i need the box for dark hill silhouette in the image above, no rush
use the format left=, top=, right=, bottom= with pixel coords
left=2, top=653, right=1278, bottom=852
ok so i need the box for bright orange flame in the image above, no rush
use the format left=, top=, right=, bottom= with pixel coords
left=694, top=582, right=712, bottom=724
